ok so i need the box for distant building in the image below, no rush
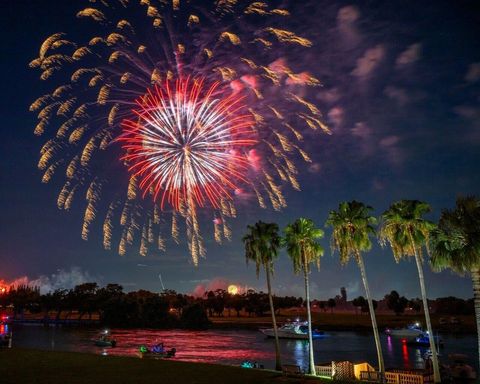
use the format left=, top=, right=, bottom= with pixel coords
left=341, top=287, right=347, bottom=302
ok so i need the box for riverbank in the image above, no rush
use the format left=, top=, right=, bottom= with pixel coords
left=6, top=312, right=475, bottom=334
left=0, top=348, right=355, bottom=384
left=210, top=312, right=476, bottom=334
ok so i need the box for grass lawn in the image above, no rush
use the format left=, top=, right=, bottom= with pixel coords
left=0, top=348, right=349, bottom=384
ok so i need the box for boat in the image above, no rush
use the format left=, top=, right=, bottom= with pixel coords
left=407, top=332, right=443, bottom=347
left=385, top=322, right=424, bottom=337
left=138, top=343, right=176, bottom=359
left=0, top=319, right=12, bottom=348
left=260, top=319, right=325, bottom=340
left=93, top=330, right=116, bottom=347
left=94, top=338, right=116, bottom=347
left=241, top=361, right=264, bottom=369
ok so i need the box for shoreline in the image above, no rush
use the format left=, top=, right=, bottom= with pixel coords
left=209, top=313, right=476, bottom=334
left=8, top=312, right=475, bottom=334
left=0, top=348, right=341, bottom=384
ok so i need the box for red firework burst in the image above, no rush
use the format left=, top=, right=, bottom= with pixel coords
left=120, top=77, right=257, bottom=211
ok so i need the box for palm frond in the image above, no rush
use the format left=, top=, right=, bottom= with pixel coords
left=326, top=200, right=376, bottom=265
left=430, top=196, right=480, bottom=275
left=284, top=218, right=324, bottom=274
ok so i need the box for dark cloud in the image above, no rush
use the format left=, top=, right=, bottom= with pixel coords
left=384, top=86, right=409, bottom=106
left=395, top=43, right=422, bottom=68
left=465, top=62, right=480, bottom=83
left=351, top=45, right=386, bottom=79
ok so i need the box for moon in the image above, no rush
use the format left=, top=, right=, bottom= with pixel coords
left=227, top=284, right=238, bottom=295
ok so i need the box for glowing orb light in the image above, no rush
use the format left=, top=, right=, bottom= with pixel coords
left=227, top=284, right=239, bottom=295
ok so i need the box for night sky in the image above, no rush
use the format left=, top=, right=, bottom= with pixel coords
left=1, top=0, right=479, bottom=300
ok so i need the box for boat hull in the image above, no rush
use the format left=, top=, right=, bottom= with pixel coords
left=407, top=336, right=443, bottom=347
left=260, top=329, right=324, bottom=339
left=386, top=329, right=424, bottom=338
left=94, top=340, right=116, bottom=347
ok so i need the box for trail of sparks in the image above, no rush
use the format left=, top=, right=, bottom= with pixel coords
left=29, top=0, right=329, bottom=264
left=119, top=78, right=256, bottom=211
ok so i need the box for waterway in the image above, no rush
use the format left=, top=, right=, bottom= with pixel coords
left=9, top=324, right=477, bottom=372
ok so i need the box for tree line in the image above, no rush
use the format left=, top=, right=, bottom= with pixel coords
left=0, top=283, right=472, bottom=323
left=0, top=283, right=304, bottom=323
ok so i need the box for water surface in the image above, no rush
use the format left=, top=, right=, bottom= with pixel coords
left=10, top=324, right=477, bottom=372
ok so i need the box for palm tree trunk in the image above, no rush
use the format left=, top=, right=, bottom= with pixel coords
left=265, top=264, right=282, bottom=371
left=409, top=232, right=441, bottom=383
left=471, top=268, right=480, bottom=370
left=356, top=251, right=385, bottom=375
left=303, top=252, right=316, bottom=375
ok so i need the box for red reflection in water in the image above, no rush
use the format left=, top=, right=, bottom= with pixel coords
left=96, top=329, right=271, bottom=365
left=402, top=342, right=410, bottom=369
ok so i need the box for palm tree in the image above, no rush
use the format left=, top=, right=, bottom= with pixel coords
left=243, top=221, right=282, bottom=371
left=378, top=200, right=440, bottom=383
left=430, top=196, right=480, bottom=369
left=283, top=218, right=324, bottom=375
left=326, top=201, right=385, bottom=376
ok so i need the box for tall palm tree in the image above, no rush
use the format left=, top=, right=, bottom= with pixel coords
left=243, top=221, right=282, bottom=371
left=326, top=201, right=385, bottom=376
left=430, top=196, right=480, bottom=369
left=378, top=200, right=440, bottom=383
left=283, top=218, right=324, bottom=375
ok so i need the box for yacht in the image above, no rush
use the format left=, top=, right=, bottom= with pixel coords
left=385, top=322, right=424, bottom=338
left=260, top=319, right=325, bottom=340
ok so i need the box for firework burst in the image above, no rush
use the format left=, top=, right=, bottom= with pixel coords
left=30, top=0, right=329, bottom=264
left=120, top=78, right=256, bottom=211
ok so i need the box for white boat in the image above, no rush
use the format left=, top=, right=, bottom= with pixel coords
left=260, top=320, right=325, bottom=340
left=385, top=323, right=424, bottom=338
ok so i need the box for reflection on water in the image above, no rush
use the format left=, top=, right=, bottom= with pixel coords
left=401, top=340, right=410, bottom=369
left=10, top=324, right=477, bottom=371
left=291, top=340, right=309, bottom=368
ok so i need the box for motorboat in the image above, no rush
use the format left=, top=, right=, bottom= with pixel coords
left=260, top=320, right=325, bottom=340
left=385, top=322, right=424, bottom=337
left=94, top=338, right=116, bottom=347
left=138, top=343, right=176, bottom=359
left=407, top=332, right=443, bottom=347
left=93, top=330, right=116, bottom=347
